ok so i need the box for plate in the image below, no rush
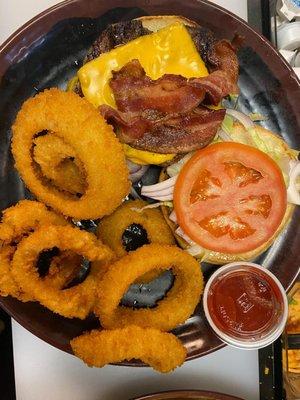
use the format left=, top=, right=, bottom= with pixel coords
left=0, top=0, right=300, bottom=363
left=132, top=390, right=244, bottom=399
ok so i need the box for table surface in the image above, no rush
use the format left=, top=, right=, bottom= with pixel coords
left=1, top=1, right=260, bottom=400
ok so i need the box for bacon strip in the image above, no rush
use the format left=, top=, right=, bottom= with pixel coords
left=190, top=70, right=234, bottom=105
left=110, top=59, right=234, bottom=112
left=99, top=31, right=240, bottom=155
left=110, top=60, right=206, bottom=113
left=100, top=104, right=225, bottom=154
left=207, top=40, right=240, bottom=94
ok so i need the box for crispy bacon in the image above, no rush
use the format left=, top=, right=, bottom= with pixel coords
left=100, top=104, right=225, bottom=154
left=96, top=25, right=240, bottom=155
left=110, top=60, right=206, bottom=113
left=188, top=27, right=241, bottom=93
left=110, top=59, right=234, bottom=112
left=208, top=40, right=240, bottom=94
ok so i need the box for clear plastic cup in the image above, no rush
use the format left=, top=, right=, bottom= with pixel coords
left=203, top=262, right=288, bottom=350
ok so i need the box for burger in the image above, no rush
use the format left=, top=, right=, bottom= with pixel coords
left=72, top=15, right=240, bottom=165
left=70, top=15, right=299, bottom=264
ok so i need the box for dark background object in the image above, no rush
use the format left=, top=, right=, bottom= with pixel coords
left=248, top=0, right=276, bottom=40
left=259, top=338, right=284, bottom=400
left=0, top=308, right=16, bottom=400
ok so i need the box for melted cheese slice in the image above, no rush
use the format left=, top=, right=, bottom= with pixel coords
left=123, top=144, right=175, bottom=165
left=78, top=23, right=209, bottom=108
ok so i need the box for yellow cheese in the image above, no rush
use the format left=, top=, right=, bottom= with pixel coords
left=207, top=103, right=223, bottom=110
left=78, top=23, right=208, bottom=108
left=66, top=76, right=79, bottom=92
left=123, top=144, right=175, bottom=165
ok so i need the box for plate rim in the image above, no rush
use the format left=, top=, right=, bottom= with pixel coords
left=130, top=389, right=245, bottom=399
left=0, top=0, right=299, bottom=365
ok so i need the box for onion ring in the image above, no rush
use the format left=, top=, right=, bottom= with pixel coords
left=97, top=200, right=175, bottom=283
left=11, top=225, right=114, bottom=319
left=44, top=251, right=83, bottom=289
left=0, top=200, right=71, bottom=301
left=12, top=88, right=130, bottom=219
left=97, top=200, right=175, bottom=257
left=33, top=133, right=86, bottom=195
left=70, top=325, right=186, bottom=373
left=0, top=245, right=32, bottom=301
left=94, top=243, right=203, bottom=331
left=0, top=200, right=68, bottom=244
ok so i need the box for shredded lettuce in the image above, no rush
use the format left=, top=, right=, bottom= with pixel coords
left=166, top=153, right=194, bottom=177
left=219, top=119, right=299, bottom=185
left=288, top=297, right=298, bottom=306
left=130, top=201, right=173, bottom=213
left=249, top=112, right=268, bottom=122
left=221, top=115, right=234, bottom=134
left=222, top=93, right=239, bottom=109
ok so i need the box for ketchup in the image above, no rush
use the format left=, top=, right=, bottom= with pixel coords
left=206, top=266, right=285, bottom=341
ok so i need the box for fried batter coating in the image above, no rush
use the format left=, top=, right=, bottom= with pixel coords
left=71, top=325, right=186, bottom=373
left=44, top=251, right=83, bottom=289
left=12, top=88, right=130, bottom=219
left=94, top=243, right=203, bottom=331
left=0, top=245, right=33, bottom=301
left=97, top=200, right=175, bottom=282
left=11, top=225, right=114, bottom=319
left=33, top=133, right=86, bottom=195
left=97, top=200, right=175, bottom=257
left=0, top=200, right=69, bottom=301
left=0, top=200, right=68, bottom=244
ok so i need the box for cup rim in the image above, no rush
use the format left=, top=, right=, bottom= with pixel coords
left=203, top=262, right=289, bottom=350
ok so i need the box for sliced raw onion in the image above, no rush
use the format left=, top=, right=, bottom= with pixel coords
left=130, top=165, right=149, bottom=183
left=141, top=176, right=177, bottom=201
left=126, top=159, right=149, bottom=183
left=186, top=244, right=204, bottom=257
left=144, top=185, right=174, bottom=196
left=175, top=226, right=196, bottom=246
left=131, top=202, right=172, bottom=213
left=142, top=192, right=174, bottom=201
left=287, top=160, right=300, bottom=205
left=126, top=159, right=141, bottom=174
left=226, top=109, right=254, bottom=130
left=169, top=210, right=177, bottom=223
left=218, top=128, right=233, bottom=142
left=175, top=226, right=203, bottom=256
left=141, top=176, right=177, bottom=193
left=166, top=153, right=194, bottom=177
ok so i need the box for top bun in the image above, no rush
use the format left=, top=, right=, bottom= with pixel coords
left=136, top=15, right=198, bottom=31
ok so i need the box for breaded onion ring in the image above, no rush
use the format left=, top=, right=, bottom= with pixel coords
left=94, top=244, right=203, bottom=331
left=97, top=200, right=175, bottom=257
left=33, top=133, right=86, bottom=195
left=70, top=325, right=186, bottom=373
left=45, top=251, right=83, bottom=289
left=97, top=200, right=175, bottom=282
left=0, top=200, right=70, bottom=301
left=0, top=200, right=68, bottom=244
left=12, top=88, right=130, bottom=219
left=11, top=225, right=114, bottom=319
left=0, top=245, right=32, bottom=301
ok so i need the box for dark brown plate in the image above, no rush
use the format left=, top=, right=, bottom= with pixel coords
left=0, top=0, right=300, bottom=365
left=132, top=389, right=244, bottom=399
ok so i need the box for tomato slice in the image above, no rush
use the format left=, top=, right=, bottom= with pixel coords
left=173, top=142, right=287, bottom=254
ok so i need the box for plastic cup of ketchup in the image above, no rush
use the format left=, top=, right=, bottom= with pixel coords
left=203, top=262, right=288, bottom=350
